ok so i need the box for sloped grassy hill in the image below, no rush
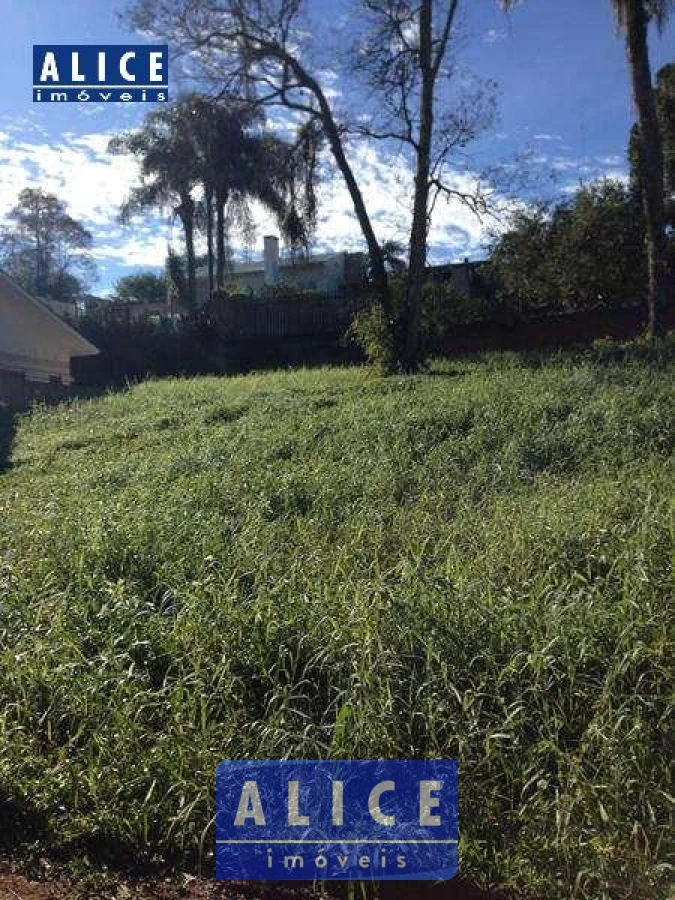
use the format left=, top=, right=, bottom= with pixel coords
left=0, top=345, right=672, bottom=898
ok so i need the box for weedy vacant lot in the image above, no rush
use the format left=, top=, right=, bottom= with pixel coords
left=0, top=343, right=672, bottom=899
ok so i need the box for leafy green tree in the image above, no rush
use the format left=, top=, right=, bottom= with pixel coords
left=488, top=180, right=647, bottom=314
left=486, top=204, right=555, bottom=315
left=113, top=272, right=166, bottom=305
left=629, top=63, right=675, bottom=281
left=0, top=187, right=96, bottom=302
left=656, top=64, right=675, bottom=208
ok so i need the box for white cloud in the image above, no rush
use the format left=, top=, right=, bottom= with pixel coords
left=534, top=133, right=562, bottom=142
left=0, top=123, right=502, bottom=288
left=247, top=142, right=497, bottom=262
left=0, top=126, right=170, bottom=282
left=483, top=29, right=507, bottom=44
left=94, top=232, right=171, bottom=266
left=0, top=127, right=147, bottom=228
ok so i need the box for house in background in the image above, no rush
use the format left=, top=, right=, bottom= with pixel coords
left=196, top=236, right=368, bottom=305
left=426, top=258, right=487, bottom=296
left=0, top=270, right=98, bottom=405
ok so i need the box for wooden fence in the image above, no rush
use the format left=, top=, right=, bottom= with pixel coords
left=210, top=293, right=369, bottom=341
left=0, top=369, right=72, bottom=409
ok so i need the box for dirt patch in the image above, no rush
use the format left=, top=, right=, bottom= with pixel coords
left=0, top=860, right=509, bottom=900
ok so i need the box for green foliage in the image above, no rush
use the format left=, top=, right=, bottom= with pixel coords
left=348, top=300, right=396, bottom=372
left=112, top=272, right=166, bottom=305
left=488, top=179, right=647, bottom=313
left=211, top=283, right=326, bottom=305
left=425, top=275, right=507, bottom=327
left=629, top=63, right=675, bottom=227
left=350, top=279, right=463, bottom=371
left=256, top=283, right=326, bottom=302
left=0, top=344, right=673, bottom=897
left=0, top=187, right=96, bottom=301
left=166, top=248, right=188, bottom=312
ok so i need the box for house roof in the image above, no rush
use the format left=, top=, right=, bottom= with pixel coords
left=0, top=270, right=98, bottom=357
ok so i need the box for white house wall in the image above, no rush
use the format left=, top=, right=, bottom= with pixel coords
left=0, top=273, right=98, bottom=384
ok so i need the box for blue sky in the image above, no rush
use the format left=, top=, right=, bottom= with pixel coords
left=0, top=0, right=672, bottom=295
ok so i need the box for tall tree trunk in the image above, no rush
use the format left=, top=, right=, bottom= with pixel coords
left=180, top=196, right=197, bottom=313
left=320, top=108, right=391, bottom=313
left=283, top=56, right=391, bottom=316
left=205, top=189, right=215, bottom=302
left=35, top=230, right=42, bottom=297
left=403, top=0, right=434, bottom=372
left=215, top=192, right=228, bottom=289
left=625, top=0, right=670, bottom=337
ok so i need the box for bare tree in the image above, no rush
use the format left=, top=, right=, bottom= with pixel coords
left=128, top=0, right=391, bottom=313
left=351, top=1, right=496, bottom=366
left=126, top=0, right=496, bottom=369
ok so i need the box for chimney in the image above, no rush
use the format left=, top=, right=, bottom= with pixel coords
left=263, top=235, right=280, bottom=285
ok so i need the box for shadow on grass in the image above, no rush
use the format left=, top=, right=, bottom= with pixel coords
left=0, top=792, right=51, bottom=854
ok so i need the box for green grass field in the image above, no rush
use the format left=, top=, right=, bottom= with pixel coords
left=0, top=343, right=672, bottom=898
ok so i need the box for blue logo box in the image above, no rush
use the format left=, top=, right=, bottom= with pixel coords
left=33, top=45, right=168, bottom=102
left=216, top=760, right=458, bottom=881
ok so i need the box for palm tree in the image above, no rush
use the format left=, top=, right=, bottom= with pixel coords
left=182, top=95, right=320, bottom=295
left=611, top=0, right=672, bottom=336
left=109, top=107, right=200, bottom=311
left=112, top=95, right=321, bottom=309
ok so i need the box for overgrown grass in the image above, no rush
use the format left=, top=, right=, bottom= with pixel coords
left=0, top=342, right=672, bottom=898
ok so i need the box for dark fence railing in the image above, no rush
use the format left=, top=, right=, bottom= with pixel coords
left=210, top=293, right=369, bottom=341
left=444, top=303, right=675, bottom=354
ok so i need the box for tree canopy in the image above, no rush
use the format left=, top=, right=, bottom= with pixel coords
left=488, top=179, right=647, bottom=314
left=0, top=188, right=96, bottom=303
left=113, top=272, right=167, bottom=305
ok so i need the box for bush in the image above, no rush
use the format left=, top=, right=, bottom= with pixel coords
left=211, top=283, right=328, bottom=304
left=349, top=279, right=461, bottom=372
left=488, top=179, right=647, bottom=315
left=347, top=299, right=396, bottom=372
left=589, top=331, right=675, bottom=365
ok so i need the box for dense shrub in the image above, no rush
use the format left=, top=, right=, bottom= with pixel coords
left=487, top=179, right=648, bottom=314
left=349, top=279, right=464, bottom=371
